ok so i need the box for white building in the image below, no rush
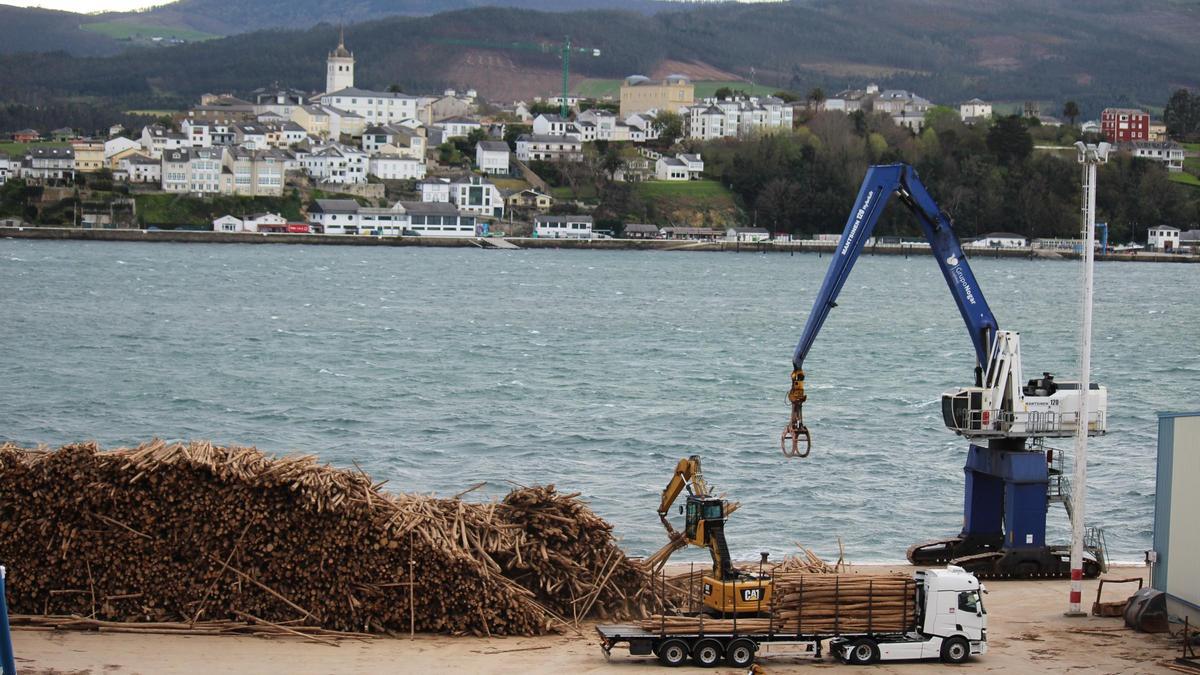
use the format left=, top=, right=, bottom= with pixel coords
left=161, top=147, right=225, bottom=194
left=1130, top=141, right=1185, bottom=172
left=140, top=124, right=188, bottom=158
left=684, top=96, right=793, bottom=141
left=319, top=88, right=428, bottom=128
left=421, top=175, right=504, bottom=218
left=19, top=146, right=75, bottom=183
left=726, top=227, right=770, bottom=242
left=967, top=232, right=1028, bottom=249
left=535, top=215, right=593, bottom=239
left=361, top=125, right=426, bottom=158
left=532, top=114, right=573, bottom=137
left=677, top=153, right=703, bottom=178
left=368, top=154, right=426, bottom=180
left=121, top=153, right=161, bottom=183
left=104, top=136, right=142, bottom=162
left=1148, top=226, right=1180, bottom=252
left=0, top=153, right=10, bottom=186
left=233, top=123, right=269, bottom=150
left=245, top=212, right=287, bottom=232
left=475, top=140, right=510, bottom=175
left=307, top=198, right=478, bottom=237
left=213, top=215, right=246, bottom=232
left=515, top=134, right=583, bottom=162
left=959, top=98, right=992, bottom=123
left=435, top=117, right=482, bottom=140
left=655, top=156, right=688, bottom=181
left=224, top=147, right=286, bottom=196
left=326, top=31, right=355, bottom=95
left=301, top=143, right=368, bottom=184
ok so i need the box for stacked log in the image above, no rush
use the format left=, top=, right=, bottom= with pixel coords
left=639, top=573, right=917, bottom=636
left=0, top=440, right=661, bottom=637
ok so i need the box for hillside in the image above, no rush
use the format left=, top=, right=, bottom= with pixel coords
left=0, top=5, right=129, bottom=57
left=0, top=0, right=1197, bottom=120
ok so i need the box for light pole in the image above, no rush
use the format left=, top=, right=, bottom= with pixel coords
left=1067, top=141, right=1109, bottom=616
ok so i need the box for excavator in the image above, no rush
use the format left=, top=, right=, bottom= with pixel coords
left=783, top=163, right=1109, bottom=579
left=656, top=455, right=771, bottom=615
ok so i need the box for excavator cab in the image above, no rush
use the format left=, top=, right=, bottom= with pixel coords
left=683, top=496, right=726, bottom=544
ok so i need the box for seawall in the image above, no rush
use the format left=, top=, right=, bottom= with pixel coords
left=1, top=226, right=1196, bottom=263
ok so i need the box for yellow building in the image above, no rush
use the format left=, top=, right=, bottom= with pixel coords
left=619, top=74, right=694, bottom=117
left=70, top=140, right=106, bottom=173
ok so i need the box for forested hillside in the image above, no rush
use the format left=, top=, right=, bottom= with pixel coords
left=1, top=0, right=1196, bottom=122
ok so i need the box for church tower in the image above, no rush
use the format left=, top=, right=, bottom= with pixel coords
left=326, top=27, right=354, bottom=94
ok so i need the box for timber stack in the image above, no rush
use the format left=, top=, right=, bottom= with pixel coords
left=0, top=440, right=663, bottom=637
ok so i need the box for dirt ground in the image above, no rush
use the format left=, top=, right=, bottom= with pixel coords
left=10, top=565, right=1187, bottom=674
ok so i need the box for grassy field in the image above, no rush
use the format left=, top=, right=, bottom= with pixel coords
left=0, top=141, right=68, bottom=156
left=491, top=177, right=531, bottom=192
left=1168, top=171, right=1200, bottom=187
left=634, top=179, right=731, bottom=199
left=125, top=109, right=180, bottom=117
left=1183, top=142, right=1200, bottom=152
left=574, top=79, right=776, bottom=100
left=692, top=81, right=780, bottom=98
left=80, top=21, right=219, bottom=42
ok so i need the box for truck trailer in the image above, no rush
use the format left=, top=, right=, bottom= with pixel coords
left=597, top=566, right=987, bottom=667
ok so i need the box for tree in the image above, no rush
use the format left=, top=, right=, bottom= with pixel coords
left=714, top=86, right=734, bottom=100
left=1164, top=89, right=1200, bottom=141
left=807, top=87, right=825, bottom=110
left=387, top=84, right=404, bottom=93
left=986, top=115, right=1033, bottom=165
left=1062, top=100, right=1080, bottom=126
left=773, top=90, right=799, bottom=103
left=655, top=110, right=685, bottom=147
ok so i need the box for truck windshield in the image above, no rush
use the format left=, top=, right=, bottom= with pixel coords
left=958, top=590, right=985, bottom=614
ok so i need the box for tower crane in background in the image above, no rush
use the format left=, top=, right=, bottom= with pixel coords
left=427, top=35, right=601, bottom=117
left=784, top=163, right=1109, bottom=579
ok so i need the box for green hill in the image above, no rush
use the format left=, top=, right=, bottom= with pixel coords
left=0, top=0, right=1196, bottom=122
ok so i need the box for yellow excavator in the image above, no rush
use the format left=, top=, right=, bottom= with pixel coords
left=657, top=455, right=772, bottom=616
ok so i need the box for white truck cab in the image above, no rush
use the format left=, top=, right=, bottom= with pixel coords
left=834, top=565, right=988, bottom=664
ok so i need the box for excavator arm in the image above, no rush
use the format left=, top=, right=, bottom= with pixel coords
left=657, top=455, right=707, bottom=536
left=784, top=164, right=1000, bottom=457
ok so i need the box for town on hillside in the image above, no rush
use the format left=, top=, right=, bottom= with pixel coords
left=1, top=34, right=1198, bottom=251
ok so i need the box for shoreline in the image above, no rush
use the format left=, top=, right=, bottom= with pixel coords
left=3, top=226, right=1197, bottom=262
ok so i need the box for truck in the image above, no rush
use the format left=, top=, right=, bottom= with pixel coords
left=598, top=566, right=987, bottom=667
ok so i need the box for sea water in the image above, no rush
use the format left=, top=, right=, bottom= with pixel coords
left=1, top=239, right=1194, bottom=564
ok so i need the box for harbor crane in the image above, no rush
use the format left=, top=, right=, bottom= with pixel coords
left=785, top=163, right=1109, bottom=579
left=427, top=35, right=601, bottom=117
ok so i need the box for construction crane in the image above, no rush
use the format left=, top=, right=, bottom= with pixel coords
left=654, top=455, right=771, bottom=616
left=785, top=163, right=1109, bottom=579
left=427, top=35, right=601, bottom=117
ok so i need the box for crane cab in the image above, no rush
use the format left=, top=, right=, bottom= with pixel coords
left=941, top=330, right=1107, bottom=440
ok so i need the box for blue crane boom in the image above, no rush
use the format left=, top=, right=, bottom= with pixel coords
left=780, top=163, right=1110, bottom=580
left=782, top=164, right=998, bottom=457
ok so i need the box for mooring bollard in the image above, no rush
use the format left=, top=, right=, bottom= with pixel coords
left=0, top=565, right=15, bottom=675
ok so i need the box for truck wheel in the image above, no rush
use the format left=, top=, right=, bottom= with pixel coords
left=847, top=638, right=879, bottom=665
left=656, top=639, right=689, bottom=667
left=940, top=636, right=970, bottom=664
left=691, top=639, right=723, bottom=667
left=726, top=639, right=756, bottom=668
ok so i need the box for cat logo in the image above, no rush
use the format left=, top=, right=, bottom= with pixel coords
left=703, top=583, right=713, bottom=596
left=742, top=588, right=762, bottom=602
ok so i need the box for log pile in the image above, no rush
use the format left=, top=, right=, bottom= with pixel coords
left=639, top=573, right=917, bottom=636
left=0, top=440, right=662, bottom=637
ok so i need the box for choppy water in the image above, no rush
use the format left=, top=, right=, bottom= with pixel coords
left=1, top=239, right=1195, bottom=565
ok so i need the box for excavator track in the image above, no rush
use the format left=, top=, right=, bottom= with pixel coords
left=906, top=538, right=963, bottom=565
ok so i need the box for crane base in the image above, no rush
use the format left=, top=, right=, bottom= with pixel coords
left=908, top=537, right=1101, bottom=579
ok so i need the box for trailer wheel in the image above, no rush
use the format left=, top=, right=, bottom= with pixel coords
left=691, top=639, right=723, bottom=667
left=847, top=638, right=879, bottom=665
left=657, top=639, right=689, bottom=667
left=725, top=639, right=756, bottom=668
left=940, top=636, right=970, bottom=664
